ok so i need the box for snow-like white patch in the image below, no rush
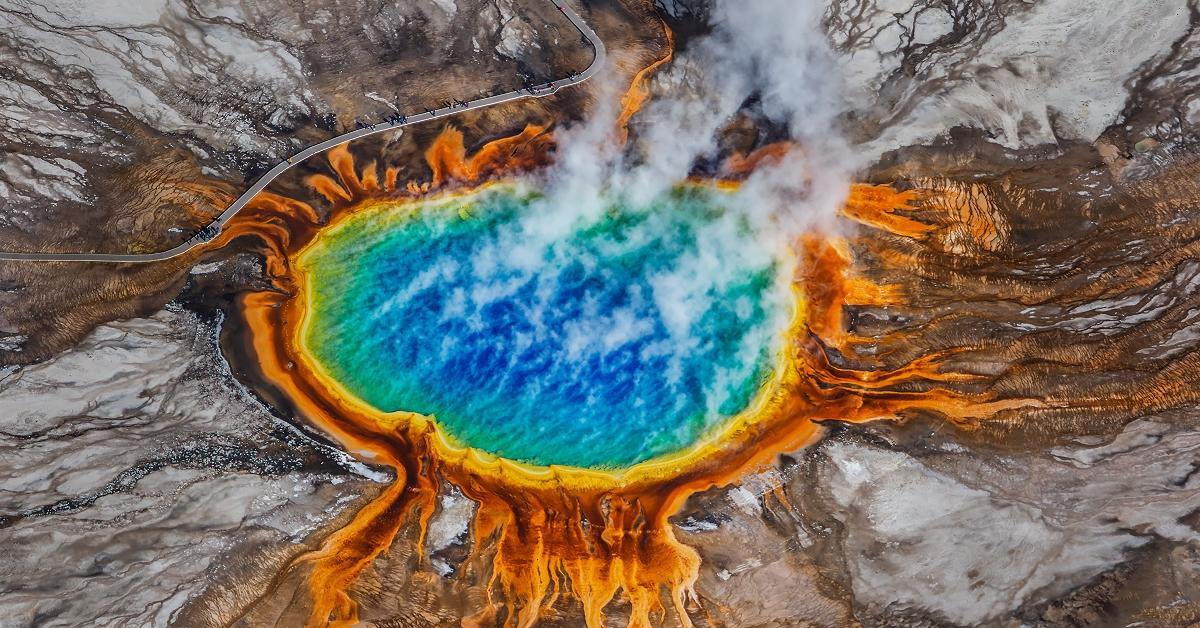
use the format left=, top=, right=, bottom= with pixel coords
left=431, top=0, right=457, bottom=16
left=0, top=306, right=380, bottom=626
left=837, top=0, right=1192, bottom=154
left=0, top=0, right=321, bottom=155
left=425, top=488, right=476, bottom=576
left=0, top=313, right=191, bottom=427
left=189, top=261, right=224, bottom=275
left=677, top=517, right=719, bottom=532
left=823, top=428, right=1200, bottom=625
left=492, top=0, right=537, bottom=60
left=365, top=91, right=398, bottom=112
left=0, top=335, right=27, bottom=352
left=727, top=486, right=762, bottom=516
left=0, top=154, right=89, bottom=203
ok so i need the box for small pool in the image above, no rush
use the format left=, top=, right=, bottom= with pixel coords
left=298, top=185, right=791, bottom=468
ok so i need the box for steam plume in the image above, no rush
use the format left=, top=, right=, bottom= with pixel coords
left=431, top=0, right=855, bottom=439
left=543, top=0, right=852, bottom=241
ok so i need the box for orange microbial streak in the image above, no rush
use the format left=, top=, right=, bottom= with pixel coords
left=615, top=23, right=674, bottom=143
left=721, top=141, right=794, bottom=177
left=425, top=125, right=554, bottom=187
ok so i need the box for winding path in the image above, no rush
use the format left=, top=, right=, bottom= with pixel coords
left=0, top=2, right=605, bottom=263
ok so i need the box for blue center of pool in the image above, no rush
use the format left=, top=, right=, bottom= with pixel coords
left=300, top=186, right=788, bottom=468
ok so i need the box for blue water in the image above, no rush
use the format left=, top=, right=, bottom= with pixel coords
left=301, top=186, right=787, bottom=468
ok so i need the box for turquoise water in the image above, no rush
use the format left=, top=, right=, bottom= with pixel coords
left=301, top=186, right=788, bottom=468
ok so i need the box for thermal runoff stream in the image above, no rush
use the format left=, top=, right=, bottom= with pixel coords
left=297, top=185, right=790, bottom=469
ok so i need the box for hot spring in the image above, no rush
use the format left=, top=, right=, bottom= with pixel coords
left=295, top=183, right=795, bottom=469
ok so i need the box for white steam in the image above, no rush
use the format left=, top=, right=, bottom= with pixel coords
left=521, top=0, right=849, bottom=399
left=422, top=0, right=854, bottom=439
left=540, top=0, right=852, bottom=243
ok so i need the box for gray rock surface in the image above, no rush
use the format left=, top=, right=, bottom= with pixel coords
left=827, top=0, right=1197, bottom=156
left=0, top=307, right=384, bottom=626
left=677, top=417, right=1200, bottom=626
